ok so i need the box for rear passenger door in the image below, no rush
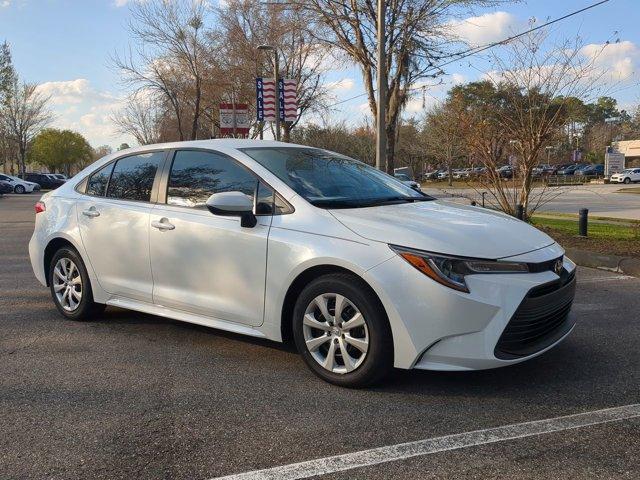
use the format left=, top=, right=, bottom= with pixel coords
left=76, top=151, right=166, bottom=303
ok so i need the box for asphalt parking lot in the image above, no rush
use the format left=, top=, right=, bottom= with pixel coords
left=1, top=193, right=639, bottom=480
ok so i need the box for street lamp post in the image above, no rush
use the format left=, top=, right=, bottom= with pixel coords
left=257, top=44, right=280, bottom=141
left=375, top=0, right=386, bottom=171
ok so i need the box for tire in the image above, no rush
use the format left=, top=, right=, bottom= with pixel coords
left=623, top=177, right=631, bottom=184
left=48, top=247, right=106, bottom=321
left=14, top=185, right=25, bottom=194
left=292, top=273, right=393, bottom=387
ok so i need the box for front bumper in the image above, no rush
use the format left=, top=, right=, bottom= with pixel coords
left=364, top=243, right=577, bottom=370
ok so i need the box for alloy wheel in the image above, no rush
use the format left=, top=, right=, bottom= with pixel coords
left=302, top=293, right=369, bottom=374
left=53, top=257, right=83, bottom=311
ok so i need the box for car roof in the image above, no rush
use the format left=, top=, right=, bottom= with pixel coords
left=111, top=139, right=308, bottom=155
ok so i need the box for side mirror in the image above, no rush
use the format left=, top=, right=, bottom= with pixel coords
left=205, top=191, right=257, bottom=228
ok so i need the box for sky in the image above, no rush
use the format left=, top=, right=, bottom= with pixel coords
left=0, top=0, right=639, bottom=149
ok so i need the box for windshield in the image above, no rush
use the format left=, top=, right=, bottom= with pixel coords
left=241, top=147, right=431, bottom=208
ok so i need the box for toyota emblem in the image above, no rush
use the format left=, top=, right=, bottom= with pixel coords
left=554, top=258, right=563, bottom=275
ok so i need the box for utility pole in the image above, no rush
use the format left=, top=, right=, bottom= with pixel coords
left=375, top=0, right=386, bottom=171
left=257, top=44, right=280, bottom=141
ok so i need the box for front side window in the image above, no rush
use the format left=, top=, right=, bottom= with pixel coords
left=167, top=150, right=257, bottom=208
left=240, top=147, right=430, bottom=209
left=86, top=163, right=114, bottom=197
left=106, top=152, right=164, bottom=202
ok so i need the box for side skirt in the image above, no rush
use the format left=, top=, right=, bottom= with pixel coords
left=105, top=297, right=268, bottom=339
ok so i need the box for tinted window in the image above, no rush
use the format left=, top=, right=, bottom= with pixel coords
left=86, top=163, right=115, bottom=197
left=256, top=182, right=274, bottom=215
left=106, top=152, right=164, bottom=202
left=167, top=150, right=257, bottom=208
left=0, top=175, right=10, bottom=181
left=240, top=147, right=429, bottom=209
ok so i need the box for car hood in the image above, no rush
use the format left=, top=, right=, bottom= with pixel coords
left=330, top=200, right=555, bottom=259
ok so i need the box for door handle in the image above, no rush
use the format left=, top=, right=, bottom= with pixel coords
left=151, top=218, right=175, bottom=231
left=82, top=208, right=100, bottom=218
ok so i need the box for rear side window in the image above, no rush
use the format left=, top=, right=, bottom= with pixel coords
left=106, top=152, right=164, bottom=202
left=86, top=163, right=115, bottom=197
left=167, top=150, right=257, bottom=208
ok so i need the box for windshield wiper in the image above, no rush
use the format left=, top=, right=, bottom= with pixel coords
left=311, top=195, right=434, bottom=209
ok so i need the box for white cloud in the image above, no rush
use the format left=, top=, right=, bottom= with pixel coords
left=0, top=1, right=11, bottom=8
left=35, top=79, right=132, bottom=148
left=448, top=11, right=522, bottom=47
left=327, top=78, right=355, bottom=92
left=113, top=0, right=129, bottom=7
left=580, top=40, right=639, bottom=81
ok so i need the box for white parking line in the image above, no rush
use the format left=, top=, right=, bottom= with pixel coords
left=579, top=275, right=635, bottom=284
left=211, top=404, right=640, bottom=480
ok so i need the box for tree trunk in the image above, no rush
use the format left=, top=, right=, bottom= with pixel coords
left=190, top=79, right=201, bottom=140
left=282, top=122, right=291, bottom=143
left=385, top=125, right=395, bottom=174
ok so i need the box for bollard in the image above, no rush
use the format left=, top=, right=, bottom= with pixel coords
left=481, top=191, right=486, bottom=208
left=579, top=208, right=588, bottom=237
left=516, top=204, right=524, bottom=220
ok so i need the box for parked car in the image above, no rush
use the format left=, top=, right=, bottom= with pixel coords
left=0, top=174, right=39, bottom=194
left=394, top=173, right=421, bottom=191
left=496, top=165, right=513, bottom=178
left=50, top=173, right=68, bottom=181
left=422, top=171, right=439, bottom=180
left=557, top=164, right=588, bottom=175
left=453, top=168, right=472, bottom=180
left=24, top=173, right=66, bottom=190
left=575, top=164, right=604, bottom=176
left=0, top=180, right=13, bottom=195
left=610, top=168, right=640, bottom=184
left=436, top=170, right=449, bottom=180
left=29, top=140, right=577, bottom=387
left=548, top=164, right=570, bottom=175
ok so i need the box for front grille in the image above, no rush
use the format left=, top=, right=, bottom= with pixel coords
left=495, top=274, right=576, bottom=359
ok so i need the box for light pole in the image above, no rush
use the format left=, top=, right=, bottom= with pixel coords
left=545, top=145, right=554, bottom=164
left=375, top=0, right=386, bottom=171
left=257, top=44, right=280, bottom=141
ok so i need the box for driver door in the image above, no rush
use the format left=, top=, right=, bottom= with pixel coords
left=149, top=149, right=272, bottom=327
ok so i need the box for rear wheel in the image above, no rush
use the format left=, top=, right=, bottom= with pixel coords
left=14, top=184, right=25, bottom=194
left=48, top=247, right=105, bottom=321
left=292, top=273, right=393, bottom=387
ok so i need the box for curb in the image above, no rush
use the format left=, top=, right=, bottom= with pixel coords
left=565, top=247, right=640, bottom=277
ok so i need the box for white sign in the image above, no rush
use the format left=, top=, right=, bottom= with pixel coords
left=605, top=151, right=625, bottom=177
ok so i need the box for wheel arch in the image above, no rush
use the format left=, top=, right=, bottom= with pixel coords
left=43, top=236, right=89, bottom=287
left=280, top=264, right=393, bottom=351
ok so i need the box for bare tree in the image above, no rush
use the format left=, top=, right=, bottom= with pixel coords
left=301, top=0, right=505, bottom=172
left=423, top=104, right=467, bottom=186
left=112, top=0, right=211, bottom=141
left=484, top=29, right=610, bottom=217
left=1, top=79, right=52, bottom=176
left=112, top=92, right=162, bottom=145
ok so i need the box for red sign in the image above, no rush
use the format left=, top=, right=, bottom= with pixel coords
left=220, top=103, right=250, bottom=137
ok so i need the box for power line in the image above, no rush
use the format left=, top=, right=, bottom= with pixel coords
left=326, top=0, right=611, bottom=109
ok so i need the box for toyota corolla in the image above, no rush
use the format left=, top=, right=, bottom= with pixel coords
left=29, top=140, right=577, bottom=387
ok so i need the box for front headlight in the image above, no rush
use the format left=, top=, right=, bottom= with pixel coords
left=390, top=245, right=529, bottom=293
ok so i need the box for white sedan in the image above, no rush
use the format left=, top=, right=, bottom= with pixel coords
left=0, top=174, right=39, bottom=194
left=29, top=140, right=577, bottom=387
left=610, top=168, right=640, bottom=184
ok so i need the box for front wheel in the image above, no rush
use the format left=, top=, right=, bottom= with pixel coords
left=48, top=247, right=105, bottom=321
left=14, top=185, right=25, bottom=194
left=623, top=177, right=631, bottom=184
left=292, top=273, right=393, bottom=387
